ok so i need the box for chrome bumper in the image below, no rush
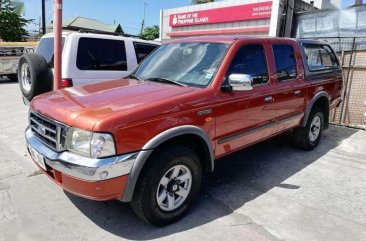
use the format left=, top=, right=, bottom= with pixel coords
left=25, top=128, right=138, bottom=181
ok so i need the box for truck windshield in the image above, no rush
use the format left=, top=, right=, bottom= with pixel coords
left=134, top=42, right=229, bottom=88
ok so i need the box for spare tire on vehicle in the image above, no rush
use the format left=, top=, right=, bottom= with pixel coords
left=18, top=53, right=53, bottom=101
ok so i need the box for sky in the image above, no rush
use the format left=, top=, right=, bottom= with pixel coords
left=23, top=0, right=193, bottom=35
left=341, top=0, right=366, bottom=7
left=22, top=0, right=366, bottom=35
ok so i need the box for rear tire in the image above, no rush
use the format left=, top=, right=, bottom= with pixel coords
left=18, top=53, right=53, bottom=101
left=293, top=106, right=324, bottom=150
left=131, top=145, right=202, bottom=226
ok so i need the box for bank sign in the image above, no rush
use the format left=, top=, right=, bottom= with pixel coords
left=169, top=1, right=272, bottom=27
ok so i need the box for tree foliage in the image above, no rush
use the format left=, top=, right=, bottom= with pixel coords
left=0, top=0, right=32, bottom=42
left=141, top=25, right=159, bottom=40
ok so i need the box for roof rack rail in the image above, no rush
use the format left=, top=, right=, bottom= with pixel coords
left=78, top=29, right=141, bottom=39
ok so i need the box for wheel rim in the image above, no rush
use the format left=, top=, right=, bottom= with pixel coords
left=20, top=63, right=31, bottom=92
left=309, top=115, right=321, bottom=142
left=156, top=164, right=192, bottom=212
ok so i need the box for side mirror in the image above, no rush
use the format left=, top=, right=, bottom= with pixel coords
left=229, top=74, right=253, bottom=91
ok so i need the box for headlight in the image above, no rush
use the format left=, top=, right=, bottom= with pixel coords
left=66, top=128, right=116, bottom=158
left=67, top=128, right=91, bottom=157
left=90, top=133, right=116, bottom=158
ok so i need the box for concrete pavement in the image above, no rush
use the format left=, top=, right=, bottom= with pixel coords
left=0, top=78, right=365, bottom=241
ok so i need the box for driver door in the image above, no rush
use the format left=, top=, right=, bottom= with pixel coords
left=214, top=42, right=277, bottom=157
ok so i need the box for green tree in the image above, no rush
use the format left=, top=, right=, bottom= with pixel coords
left=0, top=0, right=32, bottom=41
left=141, top=25, right=159, bottom=40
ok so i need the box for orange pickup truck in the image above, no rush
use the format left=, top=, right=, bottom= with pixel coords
left=25, top=36, right=342, bottom=225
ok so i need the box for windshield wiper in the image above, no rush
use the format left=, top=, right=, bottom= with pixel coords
left=145, top=77, right=187, bottom=87
left=127, top=74, right=142, bottom=81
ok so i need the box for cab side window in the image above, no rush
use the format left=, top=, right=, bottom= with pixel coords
left=272, top=45, right=297, bottom=82
left=227, top=44, right=268, bottom=86
left=303, top=44, right=339, bottom=71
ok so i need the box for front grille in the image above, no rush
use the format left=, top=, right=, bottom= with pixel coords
left=29, top=112, right=67, bottom=151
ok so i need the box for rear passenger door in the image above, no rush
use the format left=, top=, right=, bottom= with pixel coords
left=268, top=43, right=307, bottom=132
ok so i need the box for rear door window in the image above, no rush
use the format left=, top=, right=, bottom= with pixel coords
left=272, top=45, right=297, bottom=82
left=76, top=38, right=127, bottom=71
left=227, top=44, right=269, bottom=86
left=36, top=37, right=65, bottom=65
left=133, top=42, right=158, bottom=63
left=303, top=44, right=339, bottom=71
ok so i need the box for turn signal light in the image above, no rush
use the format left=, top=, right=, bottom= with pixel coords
left=60, top=79, right=73, bottom=88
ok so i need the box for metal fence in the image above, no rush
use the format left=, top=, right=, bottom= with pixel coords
left=302, top=37, right=366, bottom=129
left=293, top=4, right=366, bottom=129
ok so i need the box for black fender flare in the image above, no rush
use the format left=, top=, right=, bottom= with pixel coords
left=121, top=125, right=214, bottom=202
left=301, top=91, right=330, bottom=128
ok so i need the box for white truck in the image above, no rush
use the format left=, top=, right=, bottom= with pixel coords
left=0, top=43, right=35, bottom=80
left=18, top=31, right=159, bottom=101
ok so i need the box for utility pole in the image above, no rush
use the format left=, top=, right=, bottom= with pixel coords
left=39, top=17, right=41, bottom=34
left=140, top=19, right=144, bottom=36
left=42, top=0, right=46, bottom=34
left=140, top=0, right=147, bottom=35
left=53, top=0, right=62, bottom=90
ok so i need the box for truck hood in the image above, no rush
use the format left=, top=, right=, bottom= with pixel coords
left=31, top=78, right=196, bottom=130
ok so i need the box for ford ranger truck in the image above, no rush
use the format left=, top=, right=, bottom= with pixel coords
left=25, top=36, right=342, bottom=226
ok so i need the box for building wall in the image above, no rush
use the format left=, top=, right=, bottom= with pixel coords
left=160, top=0, right=274, bottom=40
left=294, top=4, right=366, bottom=38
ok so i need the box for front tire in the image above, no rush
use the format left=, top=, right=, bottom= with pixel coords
left=131, top=146, right=202, bottom=226
left=293, top=106, right=324, bottom=150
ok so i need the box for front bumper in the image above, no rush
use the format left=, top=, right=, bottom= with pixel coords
left=25, top=127, right=138, bottom=200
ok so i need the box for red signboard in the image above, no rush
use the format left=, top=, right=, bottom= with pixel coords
left=169, top=1, right=272, bottom=27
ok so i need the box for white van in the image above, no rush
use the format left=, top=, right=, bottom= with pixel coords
left=18, top=31, right=159, bottom=101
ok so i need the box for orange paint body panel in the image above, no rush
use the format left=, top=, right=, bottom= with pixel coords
left=28, top=36, right=343, bottom=202
left=31, top=158, right=127, bottom=201
left=30, top=36, right=342, bottom=158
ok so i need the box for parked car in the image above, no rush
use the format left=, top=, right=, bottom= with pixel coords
left=18, top=31, right=159, bottom=101
left=0, top=44, right=35, bottom=81
left=25, top=36, right=342, bottom=226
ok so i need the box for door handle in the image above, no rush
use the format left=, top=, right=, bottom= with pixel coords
left=294, top=90, right=301, bottom=95
left=264, top=96, right=273, bottom=103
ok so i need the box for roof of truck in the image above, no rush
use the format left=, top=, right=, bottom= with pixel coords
left=166, top=35, right=292, bottom=43
left=166, top=35, right=327, bottom=45
left=41, top=31, right=161, bottom=45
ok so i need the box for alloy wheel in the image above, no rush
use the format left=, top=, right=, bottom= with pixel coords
left=309, top=115, right=321, bottom=142
left=21, top=63, right=31, bottom=92
left=156, top=164, right=192, bottom=211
